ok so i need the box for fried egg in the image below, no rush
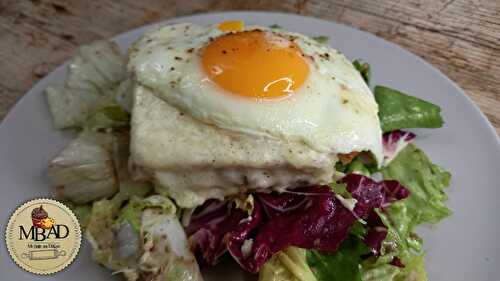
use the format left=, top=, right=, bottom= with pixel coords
left=128, top=22, right=383, bottom=163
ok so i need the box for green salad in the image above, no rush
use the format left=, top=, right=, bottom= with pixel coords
left=45, top=27, right=451, bottom=281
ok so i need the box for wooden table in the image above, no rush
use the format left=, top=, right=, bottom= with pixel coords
left=1, top=0, right=499, bottom=135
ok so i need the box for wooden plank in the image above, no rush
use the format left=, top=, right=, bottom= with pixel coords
left=0, top=0, right=498, bottom=135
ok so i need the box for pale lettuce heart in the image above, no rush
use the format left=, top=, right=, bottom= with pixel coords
left=48, top=131, right=119, bottom=204
left=46, top=41, right=128, bottom=129
left=139, top=206, right=202, bottom=281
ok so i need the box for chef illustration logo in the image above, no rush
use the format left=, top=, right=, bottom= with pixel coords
left=5, top=198, right=81, bottom=275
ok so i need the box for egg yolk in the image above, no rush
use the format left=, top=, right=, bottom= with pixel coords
left=217, top=20, right=244, bottom=32
left=201, top=30, right=309, bottom=100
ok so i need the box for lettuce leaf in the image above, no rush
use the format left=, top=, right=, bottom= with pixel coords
left=382, top=130, right=416, bottom=166
left=85, top=193, right=198, bottom=281
left=362, top=263, right=399, bottom=281
left=85, top=196, right=122, bottom=269
left=48, top=131, right=119, bottom=204
left=307, top=236, right=370, bottom=281
left=352, top=59, right=371, bottom=85
left=361, top=254, right=427, bottom=281
left=396, top=254, right=427, bottom=281
left=116, top=195, right=176, bottom=232
left=140, top=206, right=202, bottom=281
left=376, top=206, right=424, bottom=261
left=85, top=181, right=153, bottom=270
left=64, top=201, right=92, bottom=230
left=84, top=105, right=130, bottom=131
left=346, top=157, right=371, bottom=176
left=46, top=86, right=104, bottom=129
left=359, top=144, right=451, bottom=280
left=259, top=247, right=317, bottom=281
left=48, top=129, right=150, bottom=205
left=376, top=143, right=451, bottom=261
left=46, top=41, right=128, bottom=129
left=382, top=144, right=452, bottom=227
left=375, top=86, right=444, bottom=132
left=312, top=36, right=329, bottom=44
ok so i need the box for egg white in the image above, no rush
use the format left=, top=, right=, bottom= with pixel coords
left=128, top=23, right=383, bottom=163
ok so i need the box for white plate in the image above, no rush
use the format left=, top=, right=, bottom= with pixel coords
left=1, top=11, right=499, bottom=281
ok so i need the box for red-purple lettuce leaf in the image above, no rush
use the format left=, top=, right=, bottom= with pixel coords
left=343, top=174, right=410, bottom=256
left=186, top=200, right=248, bottom=266
left=187, top=175, right=409, bottom=273
left=362, top=211, right=388, bottom=256
left=382, top=130, right=416, bottom=166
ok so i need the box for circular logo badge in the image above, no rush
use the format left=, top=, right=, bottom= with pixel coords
left=5, top=198, right=81, bottom=275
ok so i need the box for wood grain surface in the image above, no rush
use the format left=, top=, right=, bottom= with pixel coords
left=0, top=0, right=499, bottom=135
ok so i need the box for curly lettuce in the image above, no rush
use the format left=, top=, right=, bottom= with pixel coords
left=86, top=192, right=202, bottom=281
left=82, top=175, right=153, bottom=271
left=361, top=254, right=427, bottom=281
left=304, top=144, right=451, bottom=281
left=358, top=144, right=451, bottom=281
left=382, top=144, right=452, bottom=227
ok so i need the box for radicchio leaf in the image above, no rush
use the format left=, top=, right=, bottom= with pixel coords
left=342, top=173, right=410, bottom=256
left=187, top=175, right=409, bottom=273
left=382, top=130, right=416, bottom=166
left=362, top=211, right=388, bottom=256
left=186, top=200, right=248, bottom=265
left=342, top=173, right=410, bottom=211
